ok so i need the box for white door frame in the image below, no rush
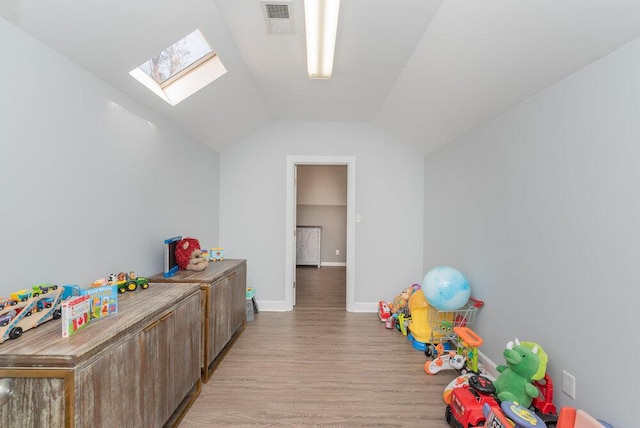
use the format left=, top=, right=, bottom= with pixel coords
left=285, top=155, right=356, bottom=311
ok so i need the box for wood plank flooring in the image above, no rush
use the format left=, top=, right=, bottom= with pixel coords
left=180, top=267, right=453, bottom=427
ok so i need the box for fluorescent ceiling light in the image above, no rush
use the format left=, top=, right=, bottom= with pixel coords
left=304, top=0, right=340, bottom=79
left=130, top=29, right=227, bottom=106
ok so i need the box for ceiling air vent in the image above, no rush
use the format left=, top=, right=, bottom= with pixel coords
left=260, top=0, right=295, bottom=35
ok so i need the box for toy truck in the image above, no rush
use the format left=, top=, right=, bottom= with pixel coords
left=0, top=285, right=81, bottom=343
left=95, top=271, right=149, bottom=294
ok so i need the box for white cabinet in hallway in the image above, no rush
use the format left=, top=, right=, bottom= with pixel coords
left=296, top=225, right=322, bottom=268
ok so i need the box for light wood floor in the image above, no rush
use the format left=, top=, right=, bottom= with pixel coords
left=180, top=267, right=453, bottom=427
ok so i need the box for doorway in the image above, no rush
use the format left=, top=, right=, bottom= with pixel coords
left=285, top=156, right=356, bottom=311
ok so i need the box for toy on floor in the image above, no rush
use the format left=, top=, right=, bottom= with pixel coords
left=425, top=349, right=466, bottom=375
left=492, top=339, right=544, bottom=409
left=484, top=401, right=546, bottom=428
left=555, top=407, right=613, bottom=428
left=422, top=266, right=470, bottom=310
left=453, top=326, right=483, bottom=373
left=377, top=301, right=391, bottom=322
left=387, top=284, right=420, bottom=315
left=446, top=374, right=500, bottom=428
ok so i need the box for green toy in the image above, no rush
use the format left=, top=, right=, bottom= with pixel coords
left=492, top=339, right=546, bottom=408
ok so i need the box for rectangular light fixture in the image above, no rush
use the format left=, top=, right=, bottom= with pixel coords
left=304, top=0, right=340, bottom=79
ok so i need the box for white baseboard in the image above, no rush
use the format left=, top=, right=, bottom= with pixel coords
left=478, top=350, right=499, bottom=378
left=255, top=300, right=290, bottom=312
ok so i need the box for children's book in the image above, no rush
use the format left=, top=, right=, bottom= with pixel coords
left=61, top=295, right=90, bottom=337
left=83, top=286, right=118, bottom=321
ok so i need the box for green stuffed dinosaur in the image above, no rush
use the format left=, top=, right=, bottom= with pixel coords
left=492, top=339, right=542, bottom=408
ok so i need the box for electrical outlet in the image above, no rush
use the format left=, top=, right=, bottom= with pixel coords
left=562, top=370, right=576, bottom=399
left=335, top=249, right=340, bottom=255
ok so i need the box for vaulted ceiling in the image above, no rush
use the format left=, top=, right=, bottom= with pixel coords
left=2, top=0, right=640, bottom=154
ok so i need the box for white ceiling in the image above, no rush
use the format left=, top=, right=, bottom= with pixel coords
left=2, top=0, right=640, bottom=154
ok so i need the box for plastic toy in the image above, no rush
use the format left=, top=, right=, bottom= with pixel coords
left=10, top=290, right=32, bottom=303
left=31, top=284, right=59, bottom=296
left=483, top=401, right=546, bottom=427
left=0, top=285, right=81, bottom=343
left=422, top=266, right=470, bottom=310
left=209, top=247, right=225, bottom=261
left=446, top=375, right=499, bottom=428
left=493, top=339, right=542, bottom=408
left=424, top=346, right=466, bottom=375
left=377, top=301, right=390, bottom=322
left=93, top=271, right=149, bottom=294
left=555, top=407, right=613, bottom=428
left=531, top=373, right=557, bottom=415
left=453, top=326, right=483, bottom=373
left=407, top=289, right=443, bottom=345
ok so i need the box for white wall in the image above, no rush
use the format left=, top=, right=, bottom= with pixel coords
left=220, top=121, right=424, bottom=310
left=0, top=18, right=220, bottom=293
left=424, top=36, right=640, bottom=426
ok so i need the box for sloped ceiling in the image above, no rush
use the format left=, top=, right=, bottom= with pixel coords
left=2, top=0, right=640, bottom=154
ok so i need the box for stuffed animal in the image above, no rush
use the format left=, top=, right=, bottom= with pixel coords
left=388, top=284, right=420, bottom=314
left=175, top=237, right=208, bottom=271
left=492, top=338, right=541, bottom=408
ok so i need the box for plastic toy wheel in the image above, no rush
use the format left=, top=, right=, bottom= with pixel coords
left=425, top=345, right=434, bottom=358
left=52, top=285, right=58, bottom=290
left=445, top=405, right=453, bottom=424
left=141, top=282, right=149, bottom=290
left=118, top=287, right=127, bottom=294
left=469, top=375, right=495, bottom=395
left=32, top=293, right=39, bottom=298
left=127, top=282, right=137, bottom=292
left=9, top=327, right=23, bottom=340
left=24, top=310, right=32, bottom=317
left=53, top=309, right=62, bottom=319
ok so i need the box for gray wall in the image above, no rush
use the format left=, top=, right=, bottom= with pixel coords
left=0, top=18, right=220, bottom=293
left=424, top=36, right=640, bottom=426
left=220, top=121, right=424, bottom=310
left=297, top=165, right=347, bottom=264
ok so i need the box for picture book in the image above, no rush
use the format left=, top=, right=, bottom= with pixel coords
left=83, top=285, right=118, bottom=321
left=61, top=294, right=90, bottom=338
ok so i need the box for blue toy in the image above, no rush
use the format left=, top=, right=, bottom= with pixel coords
left=422, top=266, right=471, bottom=310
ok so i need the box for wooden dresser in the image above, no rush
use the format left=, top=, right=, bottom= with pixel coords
left=150, top=259, right=247, bottom=383
left=0, top=282, right=202, bottom=428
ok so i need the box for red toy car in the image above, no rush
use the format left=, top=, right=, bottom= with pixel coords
left=378, top=301, right=391, bottom=322
left=446, top=375, right=499, bottom=428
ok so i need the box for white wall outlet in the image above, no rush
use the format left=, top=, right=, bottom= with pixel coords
left=335, top=249, right=340, bottom=255
left=562, top=370, right=576, bottom=399
left=355, top=214, right=362, bottom=223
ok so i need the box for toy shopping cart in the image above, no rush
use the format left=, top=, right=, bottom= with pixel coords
left=425, top=298, right=484, bottom=357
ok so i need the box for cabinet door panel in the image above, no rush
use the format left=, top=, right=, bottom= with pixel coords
left=78, top=336, right=147, bottom=427
left=0, top=377, right=65, bottom=428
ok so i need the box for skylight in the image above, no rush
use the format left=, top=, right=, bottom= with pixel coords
left=130, top=29, right=227, bottom=106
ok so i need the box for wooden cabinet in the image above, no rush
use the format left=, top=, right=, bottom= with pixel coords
left=150, top=259, right=247, bottom=382
left=0, top=283, right=201, bottom=428
left=296, top=226, right=322, bottom=267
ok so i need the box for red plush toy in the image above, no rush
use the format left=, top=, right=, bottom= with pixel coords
left=175, top=237, right=208, bottom=271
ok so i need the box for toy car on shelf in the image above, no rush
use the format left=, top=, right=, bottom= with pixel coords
left=32, top=284, right=59, bottom=296
left=10, top=290, right=32, bottom=303
left=0, top=285, right=81, bottom=343
left=0, top=298, right=18, bottom=311
left=93, top=271, right=149, bottom=294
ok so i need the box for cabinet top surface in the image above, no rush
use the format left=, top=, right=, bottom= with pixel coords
left=149, top=259, right=246, bottom=284
left=0, top=282, right=200, bottom=367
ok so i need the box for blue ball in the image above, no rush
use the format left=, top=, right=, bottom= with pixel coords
left=422, top=266, right=471, bottom=310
